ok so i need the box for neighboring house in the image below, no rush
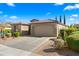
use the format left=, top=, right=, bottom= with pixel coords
left=0, top=27, right=4, bottom=32
left=4, top=24, right=12, bottom=30
left=30, top=20, right=67, bottom=37
left=11, top=23, right=30, bottom=36
left=73, top=24, right=79, bottom=29
left=0, top=24, right=12, bottom=32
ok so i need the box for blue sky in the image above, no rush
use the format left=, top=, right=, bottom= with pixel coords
left=0, top=3, right=79, bottom=25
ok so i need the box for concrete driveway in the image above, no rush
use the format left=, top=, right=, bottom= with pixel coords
left=0, top=44, right=39, bottom=56
left=0, top=37, right=55, bottom=56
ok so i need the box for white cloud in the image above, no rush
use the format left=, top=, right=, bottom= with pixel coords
left=69, top=17, right=78, bottom=24
left=0, top=11, right=3, bottom=14
left=54, top=3, right=64, bottom=5
left=70, top=18, right=75, bottom=21
left=10, top=16, right=17, bottom=19
left=64, top=4, right=79, bottom=10
left=64, top=5, right=75, bottom=10
left=46, top=12, right=52, bottom=15
left=69, top=14, right=78, bottom=22
left=70, top=14, right=78, bottom=18
left=75, top=4, right=79, bottom=8
left=6, top=3, right=15, bottom=7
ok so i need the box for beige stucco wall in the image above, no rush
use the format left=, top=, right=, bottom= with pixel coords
left=57, top=24, right=68, bottom=37
left=11, top=24, right=29, bottom=35
left=11, top=24, right=21, bottom=32
left=4, top=25, right=12, bottom=30
left=21, top=25, right=29, bottom=31
left=12, top=24, right=29, bottom=31
left=20, top=25, right=29, bottom=35
left=31, top=22, right=57, bottom=37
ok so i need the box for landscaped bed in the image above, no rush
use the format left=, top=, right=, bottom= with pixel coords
left=58, top=26, right=79, bottom=52
left=66, top=31, right=79, bottom=52
left=33, top=40, right=79, bottom=56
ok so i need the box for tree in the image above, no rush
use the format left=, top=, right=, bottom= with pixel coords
left=64, top=14, right=66, bottom=25
left=30, top=19, right=39, bottom=22
left=59, top=16, right=62, bottom=23
left=55, top=17, right=57, bottom=21
left=55, top=17, right=59, bottom=23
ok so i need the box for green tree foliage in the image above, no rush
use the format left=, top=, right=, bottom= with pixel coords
left=64, top=15, right=66, bottom=25
left=59, top=25, right=77, bottom=40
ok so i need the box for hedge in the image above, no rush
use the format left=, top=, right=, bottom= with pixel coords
left=13, top=32, right=20, bottom=37
left=4, top=29, right=12, bottom=33
left=66, top=32, right=79, bottom=51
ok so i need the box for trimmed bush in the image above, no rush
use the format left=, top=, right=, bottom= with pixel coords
left=68, top=25, right=77, bottom=31
left=5, top=33, right=12, bottom=37
left=4, top=29, right=12, bottom=37
left=4, top=29, right=11, bottom=33
left=59, top=29, right=65, bottom=40
left=59, top=28, right=77, bottom=40
left=65, top=29, right=74, bottom=35
left=66, top=33, right=79, bottom=51
left=72, top=31, right=79, bottom=34
left=59, top=29, right=69, bottom=40
left=13, top=32, right=20, bottom=37
left=55, top=39, right=65, bottom=49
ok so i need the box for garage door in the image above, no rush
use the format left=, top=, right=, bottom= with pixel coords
left=33, top=25, right=55, bottom=36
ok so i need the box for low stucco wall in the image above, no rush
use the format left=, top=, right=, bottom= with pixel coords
left=21, top=25, right=29, bottom=31
left=57, top=24, right=68, bottom=37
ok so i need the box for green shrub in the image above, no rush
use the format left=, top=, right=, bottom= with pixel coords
left=65, top=29, right=74, bottom=35
left=68, top=25, right=77, bottom=31
left=55, top=39, right=65, bottom=49
left=13, top=32, right=20, bottom=37
left=59, top=29, right=69, bottom=40
left=59, top=29, right=65, bottom=40
left=59, top=28, right=77, bottom=40
left=4, top=29, right=12, bottom=33
left=72, top=31, right=79, bottom=34
left=5, top=33, right=12, bottom=37
left=4, top=29, right=12, bottom=37
left=66, top=33, right=79, bottom=51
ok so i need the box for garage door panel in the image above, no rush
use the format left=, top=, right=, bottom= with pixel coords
left=34, top=25, right=54, bottom=36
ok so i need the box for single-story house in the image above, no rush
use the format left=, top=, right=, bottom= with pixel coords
left=4, top=24, right=12, bottom=30
left=30, top=20, right=68, bottom=37
left=11, top=19, right=68, bottom=37
left=73, top=24, right=79, bottom=29
left=11, top=23, right=30, bottom=36
left=0, top=24, right=12, bottom=32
